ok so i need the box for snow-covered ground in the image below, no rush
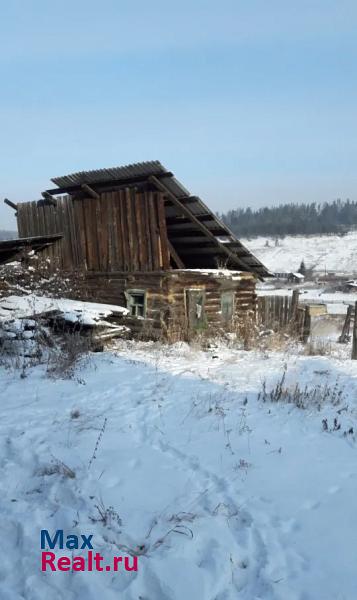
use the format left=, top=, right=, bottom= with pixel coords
left=242, top=231, right=357, bottom=275
left=1, top=341, right=357, bottom=599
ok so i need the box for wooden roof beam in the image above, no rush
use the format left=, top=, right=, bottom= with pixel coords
left=149, top=176, right=253, bottom=273
left=41, top=191, right=57, bottom=206
left=168, top=240, right=185, bottom=268
left=81, top=184, right=100, bottom=199
left=4, top=198, right=17, bottom=211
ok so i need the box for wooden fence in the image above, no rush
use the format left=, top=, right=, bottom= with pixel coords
left=257, top=291, right=310, bottom=341
left=339, top=301, right=357, bottom=359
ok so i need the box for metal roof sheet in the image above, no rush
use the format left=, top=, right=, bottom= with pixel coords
left=52, top=160, right=168, bottom=188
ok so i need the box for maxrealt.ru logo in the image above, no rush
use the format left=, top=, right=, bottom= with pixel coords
left=41, top=530, right=138, bottom=572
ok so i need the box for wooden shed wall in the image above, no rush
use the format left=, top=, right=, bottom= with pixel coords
left=165, top=272, right=257, bottom=339
left=17, top=190, right=170, bottom=272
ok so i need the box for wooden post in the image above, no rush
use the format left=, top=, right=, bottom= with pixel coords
left=352, top=302, right=357, bottom=360
left=302, top=306, right=311, bottom=343
left=339, top=305, right=353, bottom=344
left=291, top=289, right=300, bottom=319
left=290, top=289, right=300, bottom=335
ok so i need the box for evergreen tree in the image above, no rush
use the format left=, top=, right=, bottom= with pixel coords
left=220, top=199, right=357, bottom=237
left=298, top=260, right=306, bottom=276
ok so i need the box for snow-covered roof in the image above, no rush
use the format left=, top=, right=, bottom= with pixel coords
left=0, top=295, right=128, bottom=324
left=174, top=268, right=252, bottom=280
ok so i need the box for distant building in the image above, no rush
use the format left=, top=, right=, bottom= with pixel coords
left=274, top=272, right=305, bottom=284
left=343, top=280, right=357, bottom=292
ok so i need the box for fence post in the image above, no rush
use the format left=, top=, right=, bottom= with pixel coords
left=291, top=290, right=299, bottom=319
left=290, top=290, right=300, bottom=334
left=352, top=302, right=357, bottom=360
left=302, top=306, right=311, bottom=343
left=339, top=305, right=353, bottom=344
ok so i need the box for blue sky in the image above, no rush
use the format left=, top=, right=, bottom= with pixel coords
left=1, top=0, right=357, bottom=228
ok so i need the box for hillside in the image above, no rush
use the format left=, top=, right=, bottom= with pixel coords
left=242, top=231, right=357, bottom=275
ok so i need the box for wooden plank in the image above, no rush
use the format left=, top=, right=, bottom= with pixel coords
left=95, top=193, right=104, bottom=271
left=74, top=198, right=88, bottom=269
left=17, top=204, right=25, bottom=237
left=156, top=192, right=170, bottom=269
left=133, top=190, right=144, bottom=270
left=61, top=198, right=71, bottom=268
left=67, top=196, right=79, bottom=267
left=352, top=302, right=357, bottom=359
left=339, top=305, right=353, bottom=343
left=290, top=290, right=300, bottom=320
left=143, top=191, right=153, bottom=270
left=119, top=189, right=129, bottom=270
left=99, top=193, right=107, bottom=270
left=111, top=191, right=121, bottom=269
left=148, top=191, right=159, bottom=270
left=167, top=240, right=185, bottom=268
left=83, top=196, right=92, bottom=269
left=129, top=187, right=139, bottom=270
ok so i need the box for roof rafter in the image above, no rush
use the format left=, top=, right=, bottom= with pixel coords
left=148, top=175, right=254, bottom=274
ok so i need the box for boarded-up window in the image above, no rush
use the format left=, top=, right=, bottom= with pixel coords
left=185, top=289, right=206, bottom=329
left=221, top=291, right=234, bottom=322
left=126, top=290, right=146, bottom=317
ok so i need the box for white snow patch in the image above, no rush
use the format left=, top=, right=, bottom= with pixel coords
left=0, top=294, right=129, bottom=323
left=0, top=342, right=356, bottom=598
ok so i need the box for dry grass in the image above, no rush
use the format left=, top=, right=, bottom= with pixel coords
left=46, top=332, right=93, bottom=379
left=258, top=369, right=345, bottom=410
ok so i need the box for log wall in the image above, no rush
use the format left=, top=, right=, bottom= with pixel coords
left=75, top=270, right=257, bottom=341
left=165, top=271, right=256, bottom=340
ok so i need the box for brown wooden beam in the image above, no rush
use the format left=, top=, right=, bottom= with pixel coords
left=4, top=198, right=17, bottom=210
left=149, top=176, right=253, bottom=272
left=41, top=192, right=57, bottom=206
left=167, top=240, right=185, bottom=268
left=81, top=183, right=100, bottom=199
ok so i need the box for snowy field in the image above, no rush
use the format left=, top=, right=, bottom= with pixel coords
left=1, top=341, right=357, bottom=599
left=242, top=231, right=357, bottom=275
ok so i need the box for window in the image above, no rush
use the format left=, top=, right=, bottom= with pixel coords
left=185, top=289, right=206, bottom=328
left=221, top=291, right=235, bottom=322
left=126, top=290, right=146, bottom=317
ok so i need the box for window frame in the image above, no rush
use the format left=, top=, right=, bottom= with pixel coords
left=221, top=290, right=235, bottom=322
left=185, top=287, right=206, bottom=329
left=125, top=289, right=147, bottom=318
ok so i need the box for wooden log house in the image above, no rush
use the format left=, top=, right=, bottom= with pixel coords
left=4, top=161, right=271, bottom=340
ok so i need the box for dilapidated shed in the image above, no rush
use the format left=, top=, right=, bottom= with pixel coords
left=5, top=161, right=270, bottom=339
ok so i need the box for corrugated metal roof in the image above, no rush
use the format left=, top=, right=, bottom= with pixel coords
left=52, top=160, right=169, bottom=188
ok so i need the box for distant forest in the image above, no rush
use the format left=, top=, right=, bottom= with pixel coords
left=220, top=199, right=357, bottom=237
